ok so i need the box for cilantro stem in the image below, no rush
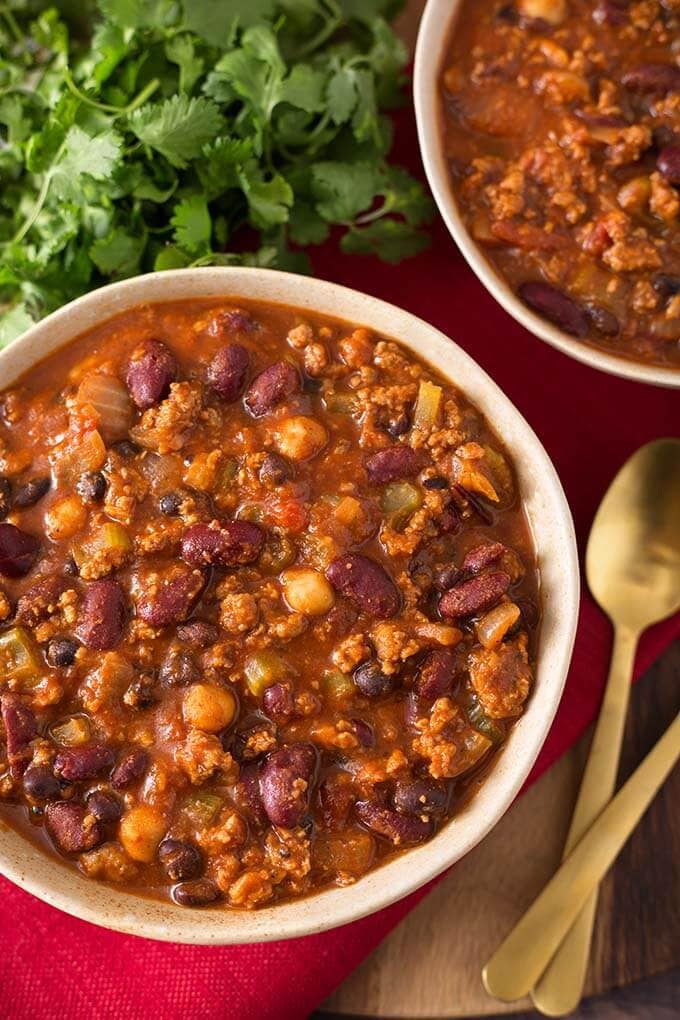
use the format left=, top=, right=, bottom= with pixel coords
left=12, top=161, right=58, bottom=244
left=0, top=7, right=23, bottom=46
left=62, top=68, right=160, bottom=117
left=293, top=0, right=341, bottom=59
left=356, top=195, right=394, bottom=225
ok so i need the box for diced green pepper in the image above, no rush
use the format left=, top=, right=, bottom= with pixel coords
left=0, top=626, right=42, bottom=684
left=182, top=791, right=223, bottom=828
left=467, top=696, right=505, bottom=745
left=73, top=522, right=131, bottom=568
left=412, top=380, right=442, bottom=433
left=325, top=392, right=359, bottom=415
left=322, top=670, right=355, bottom=702
left=381, top=481, right=422, bottom=530
left=244, top=650, right=289, bottom=697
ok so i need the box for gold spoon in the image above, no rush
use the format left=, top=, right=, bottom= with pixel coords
left=482, top=710, right=680, bottom=1002
left=483, top=437, right=680, bottom=1011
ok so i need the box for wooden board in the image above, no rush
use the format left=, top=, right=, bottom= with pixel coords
left=320, top=644, right=680, bottom=1017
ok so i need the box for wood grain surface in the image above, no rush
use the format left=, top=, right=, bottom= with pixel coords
left=319, top=643, right=680, bottom=1017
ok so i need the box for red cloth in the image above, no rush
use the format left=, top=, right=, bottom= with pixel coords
left=1, top=124, right=678, bottom=1020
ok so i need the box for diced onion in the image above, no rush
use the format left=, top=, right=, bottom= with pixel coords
left=76, top=373, right=132, bottom=444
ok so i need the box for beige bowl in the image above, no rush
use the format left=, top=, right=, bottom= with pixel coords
left=0, top=268, right=579, bottom=943
left=414, top=0, right=680, bottom=389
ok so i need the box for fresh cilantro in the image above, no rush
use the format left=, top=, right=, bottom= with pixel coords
left=0, top=0, right=432, bottom=333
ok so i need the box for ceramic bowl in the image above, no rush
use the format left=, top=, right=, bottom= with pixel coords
left=0, top=267, right=579, bottom=943
left=414, top=0, right=680, bottom=389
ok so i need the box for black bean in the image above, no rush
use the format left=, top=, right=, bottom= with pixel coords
left=159, top=650, right=199, bottom=687
left=0, top=478, right=11, bottom=519
left=586, top=304, right=619, bottom=337
left=86, top=790, right=122, bottom=824
left=47, top=638, right=79, bottom=668
left=13, top=476, right=51, bottom=509
left=63, top=556, right=79, bottom=576
left=176, top=620, right=219, bottom=647
left=23, top=765, right=61, bottom=801
left=172, top=878, right=220, bottom=907
left=159, top=491, right=183, bottom=516
left=385, top=413, right=410, bottom=438
left=423, top=476, right=449, bottom=490
left=652, top=274, right=680, bottom=300
left=434, top=564, right=461, bottom=591
left=258, top=453, right=293, bottom=487
left=110, top=439, right=140, bottom=459
left=159, top=839, right=203, bottom=881
left=76, top=471, right=107, bottom=504
left=353, top=660, right=396, bottom=698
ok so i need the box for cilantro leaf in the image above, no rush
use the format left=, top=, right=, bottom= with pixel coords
left=342, top=219, right=430, bottom=263
left=311, top=161, right=380, bottom=221
left=183, top=0, right=277, bottom=43
left=0, top=305, right=34, bottom=348
left=129, top=95, right=224, bottom=168
left=171, top=195, right=212, bottom=254
left=51, top=127, right=123, bottom=201
left=90, top=227, right=146, bottom=276
left=240, top=166, right=294, bottom=230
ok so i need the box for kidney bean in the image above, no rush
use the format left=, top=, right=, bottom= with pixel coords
left=172, top=878, right=221, bottom=906
left=439, top=571, right=511, bottom=619
left=176, top=620, right=218, bottom=647
left=244, top=361, right=301, bottom=417
left=86, top=790, right=122, bottom=824
left=259, top=742, right=317, bottom=828
left=76, top=471, right=107, bottom=504
left=53, top=743, right=114, bottom=783
left=181, top=520, right=264, bottom=568
left=586, top=304, right=620, bottom=337
left=365, top=446, right=423, bottom=484
left=158, top=650, right=199, bottom=688
left=462, top=542, right=505, bottom=574
left=22, top=764, right=61, bottom=801
left=16, top=577, right=66, bottom=628
left=0, top=522, right=40, bottom=578
left=159, top=839, right=203, bottom=882
left=0, top=477, right=10, bottom=519
left=652, top=273, right=680, bottom=300
left=45, top=801, right=103, bottom=854
left=353, top=660, right=396, bottom=697
left=111, top=748, right=149, bottom=790
left=622, top=64, right=680, bottom=95
left=1, top=693, right=37, bottom=777
left=656, top=146, right=680, bottom=186
left=404, top=691, right=426, bottom=727
left=327, top=554, right=400, bottom=619
left=77, top=579, right=126, bottom=650
left=126, top=339, right=176, bottom=409
left=518, top=282, right=589, bottom=337
left=46, top=637, right=80, bottom=668
left=415, top=649, right=457, bottom=699
left=451, top=483, right=493, bottom=525
left=136, top=567, right=204, bottom=627
left=205, top=309, right=257, bottom=338
left=393, top=779, right=448, bottom=817
left=207, top=343, right=250, bottom=402
left=351, top=718, right=375, bottom=748
left=237, top=761, right=268, bottom=827
left=13, top=476, right=50, bottom=509
left=259, top=452, right=293, bottom=487
left=355, top=800, right=433, bottom=845
left=263, top=683, right=295, bottom=719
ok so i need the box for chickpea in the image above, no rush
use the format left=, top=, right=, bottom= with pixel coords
left=273, top=416, right=327, bottom=461
left=183, top=683, right=236, bottom=732
left=45, top=495, right=87, bottom=541
left=281, top=567, right=335, bottom=616
left=119, top=804, right=166, bottom=863
left=518, top=0, right=567, bottom=25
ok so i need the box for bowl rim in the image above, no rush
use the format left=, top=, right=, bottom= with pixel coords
left=0, top=267, right=580, bottom=943
left=413, top=0, right=680, bottom=390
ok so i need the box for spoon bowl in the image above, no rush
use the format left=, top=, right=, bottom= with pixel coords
left=586, top=438, right=680, bottom=630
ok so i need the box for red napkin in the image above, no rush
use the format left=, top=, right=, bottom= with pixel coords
left=1, top=112, right=678, bottom=1020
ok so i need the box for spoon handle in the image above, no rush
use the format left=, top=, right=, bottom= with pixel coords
left=482, top=711, right=680, bottom=1003
left=529, top=624, right=639, bottom=1014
